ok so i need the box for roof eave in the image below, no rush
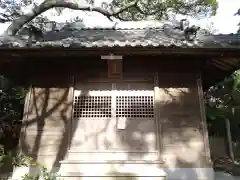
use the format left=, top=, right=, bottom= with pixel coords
left=0, top=46, right=239, bottom=58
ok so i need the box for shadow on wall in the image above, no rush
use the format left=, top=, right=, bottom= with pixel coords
left=155, top=74, right=210, bottom=180
left=18, top=74, right=211, bottom=180
left=20, top=86, right=74, bottom=174
left=70, top=82, right=156, bottom=162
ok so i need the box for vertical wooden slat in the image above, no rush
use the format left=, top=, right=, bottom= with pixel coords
left=19, top=86, right=32, bottom=153
left=68, top=75, right=75, bottom=150
left=197, top=74, right=212, bottom=167
left=154, top=72, right=162, bottom=158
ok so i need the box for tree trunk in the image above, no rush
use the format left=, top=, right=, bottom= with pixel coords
left=4, top=0, right=139, bottom=36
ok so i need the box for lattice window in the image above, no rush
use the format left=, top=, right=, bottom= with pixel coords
left=116, top=95, right=154, bottom=118
left=73, top=95, right=112, bottom=118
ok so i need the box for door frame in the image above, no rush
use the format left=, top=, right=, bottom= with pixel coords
left=68, top=73, right=161, bottom=155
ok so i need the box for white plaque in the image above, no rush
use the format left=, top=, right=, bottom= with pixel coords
left=117, top=117, right=127, bottom=129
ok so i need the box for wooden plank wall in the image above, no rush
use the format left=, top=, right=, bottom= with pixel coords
left=18, top=56, right=210, bottom=170
left=20, top=75, right=73, bottom=169
left=155, top=73, right=212, bottom=168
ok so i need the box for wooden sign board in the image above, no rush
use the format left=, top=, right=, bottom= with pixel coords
left=107, top=59, right=122, bottom=78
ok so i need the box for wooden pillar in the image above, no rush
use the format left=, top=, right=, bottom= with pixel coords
left=154, top=72, right=162, bottom=160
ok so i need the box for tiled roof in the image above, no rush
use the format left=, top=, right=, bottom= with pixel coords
left=0, top=21, right=239, bottom=48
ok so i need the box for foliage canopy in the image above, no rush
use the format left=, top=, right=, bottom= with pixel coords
left=0, top=0, right=218, bottom=36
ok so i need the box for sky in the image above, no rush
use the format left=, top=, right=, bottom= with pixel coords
left=192, top=0, right=240, bottom=34
left=0, top=0, right=239, bottom=34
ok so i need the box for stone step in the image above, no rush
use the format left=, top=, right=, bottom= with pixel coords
left=58, top=172, right=166, bottom=180
left=66, top=151, right=159, bottom=161
left=58, top=160, right=166, bottom=179
left=60, top=160, right=164, bottom=164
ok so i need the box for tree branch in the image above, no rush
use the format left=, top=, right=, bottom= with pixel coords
left=234, top=8, right=240, bottom=15
left=0, top=112, right=13, bottom=121
left=0, top=13, right=13, bottom=23
left=135, top=4, right=163, bottom=16
left=5, top=0, right=140, bottom=36
left=115, top=14, right=129, bottom=21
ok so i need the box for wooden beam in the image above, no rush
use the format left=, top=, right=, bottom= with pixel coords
left=220, top=58, right=240, bottom=66
left=0, top=47, right=239, bottom=59
left=211, top=59, right=232, bottom=70
left=101, top=54, right=123, bottom=60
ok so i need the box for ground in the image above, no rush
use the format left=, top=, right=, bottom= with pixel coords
left=214, top=157, right=240, bottom=176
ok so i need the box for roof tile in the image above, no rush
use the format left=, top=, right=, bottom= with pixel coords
left=0, top=21, right=239, bottom=48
